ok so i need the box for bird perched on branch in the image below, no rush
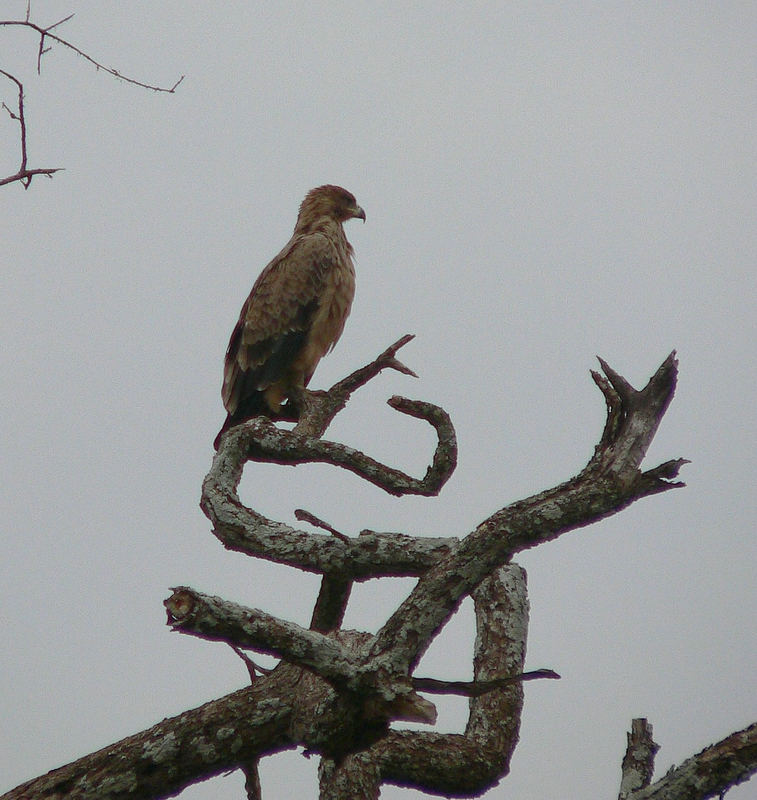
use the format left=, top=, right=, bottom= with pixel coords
left=214, top=185, right=365, bottom=449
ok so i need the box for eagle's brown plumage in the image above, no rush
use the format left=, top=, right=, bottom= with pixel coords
left=215, top=185, right=365, bottom=448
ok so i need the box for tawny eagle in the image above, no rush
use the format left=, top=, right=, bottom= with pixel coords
left=215, top=185, right=365, bottom=448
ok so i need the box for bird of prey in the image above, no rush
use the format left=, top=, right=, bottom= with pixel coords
left=214, top=185, right=365, bottom=448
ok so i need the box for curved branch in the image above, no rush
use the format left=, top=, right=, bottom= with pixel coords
left=202, top=338, right=459, bottom=577
left=367, top=354, right=687, bottom=674
left=201, top=467, right=457, bottom=575
left=387, top=395, right=458, bottom=491
left=241, top=412, right=454, bottom=496
left=320, top=565, right=535, bottom=796
left=210, top=336, right=456, bottom=497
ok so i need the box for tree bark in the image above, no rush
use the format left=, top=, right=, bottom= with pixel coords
left=6, top=346, right=752, bottom=800
left=621, top=720, right=757, bottom=800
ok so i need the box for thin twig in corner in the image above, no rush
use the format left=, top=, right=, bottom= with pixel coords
left=0, top=16, right=184, bottom=91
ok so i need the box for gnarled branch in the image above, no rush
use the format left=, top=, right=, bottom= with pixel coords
left=318, top=565, right=534, bottom=796
left=209, top=335, right=456, bottom=497
left=620, top=718, right=757, bottom=800
left=367, top=353, right=686, bottom=675
left=6, top=351, right=718, bottom=800
left=202, top=338, right=459, bottom=576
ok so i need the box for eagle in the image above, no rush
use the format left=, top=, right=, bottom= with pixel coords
left=214, top=185, right=365, bottom=448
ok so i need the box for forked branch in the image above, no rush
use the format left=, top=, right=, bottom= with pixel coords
left=367, top=352, right=687, bottom=674
left=202, top=338, right=458, bottom=575
left=0, top=14, right=184, bottom=91
left=0, top=9, right=182, bottom=188
left=0, top=70, right=61, bottom=188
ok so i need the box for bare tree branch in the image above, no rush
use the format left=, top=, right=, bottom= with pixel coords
left=412, top=669, right=560, bottom=697
left=9, top=351, right=742, bottom=800
left=291, top=333, right=420, bottom=439
left=202, top=339, right=459, bottom=576
left=165, top=588, right=360, bottom=686
left=175, top=351, right=694, bottom=793
left=0, top=9, right=182, bottom=188
left=0, top=671, right=297, bottom=800
left=619, top=719, right=660, bottom=799
left=366, top=353, right=686, bottom=676
left=210, top=336, right=457, bottom=498
left=310, top=573, right=354, bottom=634
left=0, top=16, right=184, bottom=92
left=242, top=761, right=263, bottom=800
left=622, top=720, right=757, bottom=800
left=318, top=754, right=382, bottom=800
left=0, top=70, right=61, bottom=187
left=354, top=565, right=534, bottom=796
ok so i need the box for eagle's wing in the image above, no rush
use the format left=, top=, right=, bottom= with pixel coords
left=222, top=232, right=338, bottom=415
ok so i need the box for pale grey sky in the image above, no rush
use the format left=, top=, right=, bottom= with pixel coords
left=1, top=2, right=756, bottom=798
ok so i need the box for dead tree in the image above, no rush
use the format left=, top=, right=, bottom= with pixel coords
left=3, top=337, right=756, bottom=800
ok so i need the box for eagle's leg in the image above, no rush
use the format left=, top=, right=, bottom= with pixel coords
left=284, top=387, right=329, bottom=422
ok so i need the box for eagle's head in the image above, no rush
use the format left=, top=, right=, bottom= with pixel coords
left=297, top=185, right=366, bottom=230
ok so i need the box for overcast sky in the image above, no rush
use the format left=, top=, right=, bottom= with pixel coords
left=1, top=2, right=756, bottom=799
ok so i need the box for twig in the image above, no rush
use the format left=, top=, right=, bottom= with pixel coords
left=0, top=10, right=182, bottom=188
left=295, top=509, right=350, bottom=542
left=413, top=668, right=560, bottom=697
left=292, top=334, right=419, bottom=439
left=0, top=17, right=184, bottom=92
left=229, top=644, right=273, bottom=683
left=0, top=70, right=62, bottom=187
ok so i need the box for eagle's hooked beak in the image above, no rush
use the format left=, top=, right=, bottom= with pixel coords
left=353, top=205, right=366, bottom=223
